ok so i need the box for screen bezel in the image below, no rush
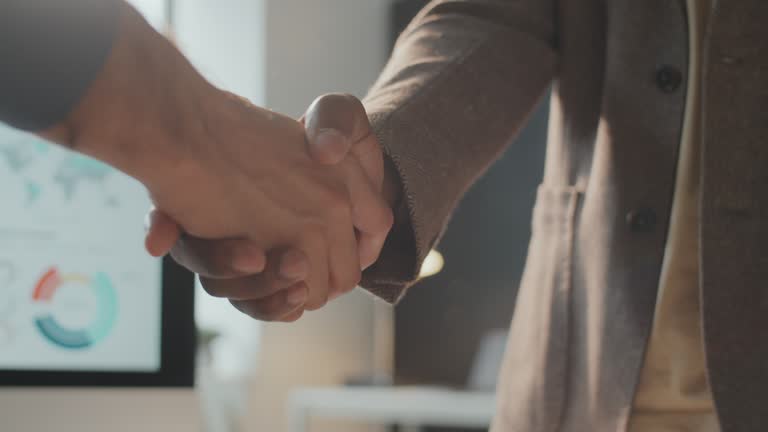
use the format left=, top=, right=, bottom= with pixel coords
left=0, top=256, right=196, bottom=387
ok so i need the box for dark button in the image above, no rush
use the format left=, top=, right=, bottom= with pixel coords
left=655, top=65, right=682, bottom=93
left=627, top=208, right=657, bottom=233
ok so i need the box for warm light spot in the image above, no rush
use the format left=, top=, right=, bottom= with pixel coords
left=419, top=249, right=445, bottom=279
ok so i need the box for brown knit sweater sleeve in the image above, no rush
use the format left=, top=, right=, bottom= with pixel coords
left=360, top=0, right=558, bottom=303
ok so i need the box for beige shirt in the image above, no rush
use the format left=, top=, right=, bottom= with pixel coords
left=629, top=1, right=719, bottom=431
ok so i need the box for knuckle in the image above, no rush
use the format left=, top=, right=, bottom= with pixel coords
left=258, top=313, right=281, bottom=323
left=231, top=299, right=282, bottom=322
left=247, top=273, right=283, bottom=298
left=333, top=267, right=361, bottom=298
left=168, top=245, right=192, bottom=270
left=172, top=239, right=220, bottom=277
left=260, top=281, right=282, bottom=298
left=281, top=310, right=304, bottom=323
left=349, top=267, right=363, bottom=288
left=353, top=269, right=363, bottom=287
left=229, top=300, right=252, bottom=318
left=305, top=294, right=328, bottom=311
left=369, top=243, right=385, bottom=265
left=199, top=277, right=227, bottom=298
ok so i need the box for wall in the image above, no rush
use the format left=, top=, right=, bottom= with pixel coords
left=263, top=0, right=392, bottom=117
left=243, top=2, right=395, bottom=431
left=176, top=0, right=266, bottom=104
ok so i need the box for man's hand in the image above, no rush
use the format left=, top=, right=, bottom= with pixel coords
left=302, top=94, right=400, bottom=269
left=145, top=94, right=401, bottom=321
left=146, top=208, right=313, bottom=322
left=39, top=4, right=393, bottom=321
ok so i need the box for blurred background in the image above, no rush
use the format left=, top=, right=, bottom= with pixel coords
left=0, top=1, right=548, bottom=431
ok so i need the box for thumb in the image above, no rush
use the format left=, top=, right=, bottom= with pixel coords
left=303, top=93, right=371, bottom=165
left=144, top=207, right=183, bottom=257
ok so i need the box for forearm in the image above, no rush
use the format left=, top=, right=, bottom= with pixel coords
left=41, top=2, right=218, bottom=188
left=361, top=0, right=558, bottom=299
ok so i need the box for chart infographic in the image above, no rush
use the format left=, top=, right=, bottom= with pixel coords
left=32, top=268, right=118, bottom=350
left=0, top=126, right=163, bottom=372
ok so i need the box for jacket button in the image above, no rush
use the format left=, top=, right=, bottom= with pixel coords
left=656, top=65, right=682, bottom=93
left=627, top=208, right=657, bottom=233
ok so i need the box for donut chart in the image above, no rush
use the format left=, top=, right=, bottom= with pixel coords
left=32, top=267, right=117, bottom=349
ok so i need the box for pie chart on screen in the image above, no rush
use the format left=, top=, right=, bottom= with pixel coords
left=32, top=267, right=118, bottom=349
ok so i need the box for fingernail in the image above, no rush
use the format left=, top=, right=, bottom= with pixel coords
left=316, top=128, right=347, bottom=145
left=233, top=246, right=266, bottom=273
left=279, top=250, right=309, bottom=280
left=314, top=129, right=349, bottom=163
left=286, top=285, right=308, bottom=306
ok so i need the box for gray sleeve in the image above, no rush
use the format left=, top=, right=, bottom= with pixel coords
left=0, top=0, right=120, bottom=131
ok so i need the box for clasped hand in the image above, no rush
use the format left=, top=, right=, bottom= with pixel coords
left=144, top=93, right=395, bottom=322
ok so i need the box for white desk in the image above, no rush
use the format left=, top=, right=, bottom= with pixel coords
left=287, top=386, right=496, bottom=432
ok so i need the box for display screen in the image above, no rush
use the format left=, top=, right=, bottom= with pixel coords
left=0, top=126, right=162, bottom=372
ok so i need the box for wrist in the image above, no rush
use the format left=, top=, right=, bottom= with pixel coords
left=44, top=1, right=215, bottom=187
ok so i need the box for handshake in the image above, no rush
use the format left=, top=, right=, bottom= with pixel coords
left=141, top=93, right=398, bottom=322
left=39, top=8, right=399, bottom=323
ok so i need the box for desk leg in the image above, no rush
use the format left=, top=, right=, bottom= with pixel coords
left=287, top=404, right=308, bottom=432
